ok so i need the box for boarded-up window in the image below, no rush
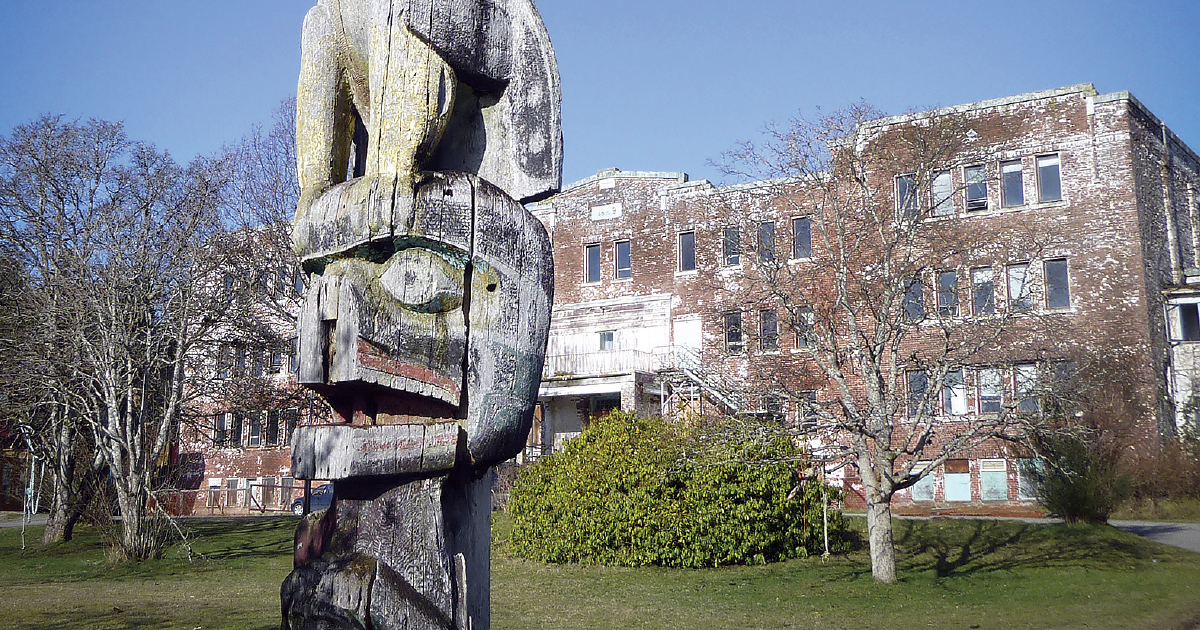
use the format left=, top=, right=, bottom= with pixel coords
left=910, top=463, right=936, bottom=502
left=944, top=459, right=971, bottom=502
left=980, top=459, right=1007, bottom=501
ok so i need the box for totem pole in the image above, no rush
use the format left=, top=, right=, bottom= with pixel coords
left=281, top=1, right=561, bottom=629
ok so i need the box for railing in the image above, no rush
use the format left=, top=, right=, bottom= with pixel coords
left=541, top=345, right=704, bottom=379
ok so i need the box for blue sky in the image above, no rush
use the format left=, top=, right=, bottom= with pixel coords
left=1, top=1, right=1197, bottom=187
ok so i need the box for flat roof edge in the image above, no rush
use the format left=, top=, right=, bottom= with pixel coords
left=561, top=169, right=689, bottom=193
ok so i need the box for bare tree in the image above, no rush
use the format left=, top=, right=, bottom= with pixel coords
left=712, top=103, right=1070, bottom=582
left=0, top=115, right=230, bottom=557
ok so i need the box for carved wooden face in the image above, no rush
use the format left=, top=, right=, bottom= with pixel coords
left=296, top=172, right=553, bottom=467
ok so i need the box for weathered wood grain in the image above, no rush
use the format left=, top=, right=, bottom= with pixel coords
left=291, top=423, right=462, bottom=479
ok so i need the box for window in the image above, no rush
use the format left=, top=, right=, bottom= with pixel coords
left=722, top=227, right=740, bottom=266
left=615, top=240, right=631, bottom=279
left=585, top=243, right=601, bottom=283
left=217, top=345, right=232, bottom=380
left=758, top=222, right=775, bottom=263
left=897, top=174, right=919, bottom=220
left=1018, top=458, right=1042, bottom=500
left=1001, top=160, right=1024, bottom=207
left=971, top=267, right=995, bottom=315
left=932, top=170, right=954, bottom=216
left=1169, top=302, right=1200, bottom=341
left=980, top=459, right=1008, bottom=501
left=270, top=351, right=283, bottom=374
left=907, top=369, right=928, bottom=416
left=724, top=312, right=744, bottom=354
left=248, top=414, right=262, bottom=447
left=226, top=477, right=240, bottom=506
left=942, top=369, right=968, bottom=415
left=798, top=391, right=818, bottom=431
left=213, top=414, right=228, bottom=447
left=283, top=409, right=298, bottom=445
left=760, top=310, right=779, bottom=351
left=944, top=459, right=971, bottom=501
left=289, top=338, right=300, bottom=373
left=976, top=368, right=1002, bottom=413
left=678, top=231, right=696, bottom=272
left=1045, top=259, right=1070, bottom=308
left=1007, top=263, right=1032, bottom=312
left=235, top=347, right=246, bottom=377
left=937, top=270, right=958, bottom=317
left=1015, top=363, right=1039, bottom=413
left=229, top=413, right=243, bottom=447
left=599, top=330, right=614, bottom=351
left=792, top=217, right=812, bottom=259
left=904, top=278, right=924, bottom=322
left=252, top=350, right=264, bottom=377
left=763, top=394, right=785, bottom=424
left=910, top=464, right=936, bottom=502
left=1037, top=154, right=1061, bottom=203
left=795, top=307, right=814, bottom=348
left=266, top=410, right=281, bottom=446
left=965, top=165, right=987, bottom=211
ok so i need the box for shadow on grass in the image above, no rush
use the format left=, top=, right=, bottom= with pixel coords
left=892, top=518, right=1156, bottom=578
left=183, top=517, right=297, bottom=560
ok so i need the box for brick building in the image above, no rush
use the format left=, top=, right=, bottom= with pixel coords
left=529, top=84, right=1200, bottom=510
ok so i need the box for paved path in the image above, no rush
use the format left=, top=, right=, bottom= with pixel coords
left=877, top=513, right=1200, bottom=555
left=1109, top=519, right=1200, bottom=554
left=0, top=513, right=46, bottom=528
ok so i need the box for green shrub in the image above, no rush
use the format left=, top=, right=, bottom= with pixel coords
left=508, top=412, right=848, bottom=567
left=1025, top=433, right=1130, bottom=525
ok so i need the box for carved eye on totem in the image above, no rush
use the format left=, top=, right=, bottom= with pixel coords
left=378, top=246, right=465, bottom=313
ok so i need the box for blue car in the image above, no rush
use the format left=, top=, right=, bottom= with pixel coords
left=290, top=483, right=334, bottom=516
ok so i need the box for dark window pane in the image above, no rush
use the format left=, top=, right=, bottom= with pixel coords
left=585, top=244, right=601, bottom=283
left=679, top=232, right=696, bottom=271
left=1038, top=155, right=1061, bottom=202
left=908, top=370, right=928, bottom=415
left=793, top=217, right=812, bottom=258
left=1183, top=304, right=1200, bottom=341
left=1002, top=161, right=1024, bottom=207
left=724, top=312, right=743, bottom=353
left=615, top=240, right=631, bottom=279
left=937, top=270, right=958, bottom=316
left=758, top=222, right=775, bottom=263
left=897, top=175, right=918, bottom=219
left=760, top=310, right=778, bottom=351
left=904, top=279, right=924, bottom=322
left=723, top=228, right=740, bottom=265
left=1045, top=259, right=1070, bottom=308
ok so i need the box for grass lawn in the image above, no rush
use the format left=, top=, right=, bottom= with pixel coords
left=0, top=515, right=1197, bottom=630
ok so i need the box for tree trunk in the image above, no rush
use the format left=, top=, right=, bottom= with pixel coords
left=40, top=417, right=78, bottom=545
left=865, top=497, right=897, bottom=583
left=40, top=482, right=72, bottom=545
